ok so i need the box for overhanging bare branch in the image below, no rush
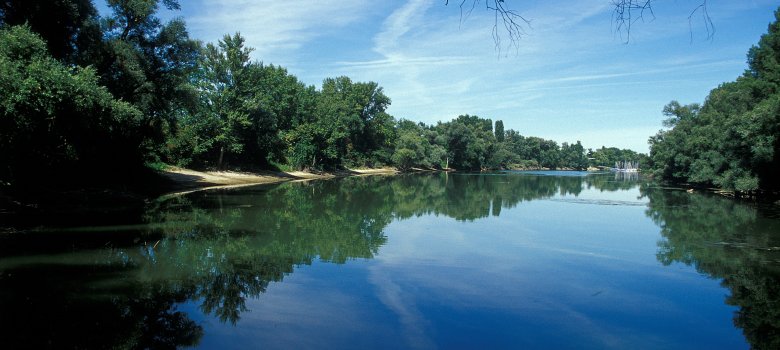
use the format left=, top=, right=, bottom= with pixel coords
left=688, top=0, right=714, bottom=42
left=611, top=0, right=714, bottom=43
left=611, top=0, right=655, bottom=43
left=445, top=0, right=531, bottom=55
left=445, top=1, right=715, bottom=50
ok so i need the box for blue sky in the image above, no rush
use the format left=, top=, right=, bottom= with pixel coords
left=98, top=1, right=778, bottom=153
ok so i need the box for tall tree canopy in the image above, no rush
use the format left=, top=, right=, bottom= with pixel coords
left=313, top=76, right=395, bottom=168
left=95, top=0, right=200, bottom=159
left=184, top=33, right=256, bottom=168
left=0, top=0, right=101, bottom=62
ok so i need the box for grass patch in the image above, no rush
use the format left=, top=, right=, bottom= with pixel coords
left=267, top=160, right=294, bottom=172
left=145, top=161, right=170, bottom=172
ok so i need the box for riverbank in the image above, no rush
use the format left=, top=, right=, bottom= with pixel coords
left=158, top=166, right=399, bottom=196
left=0, top=166, right=399, bottom=228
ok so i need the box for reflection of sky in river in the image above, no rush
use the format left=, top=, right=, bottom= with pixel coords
left=184, top=183, right=747, bottom=350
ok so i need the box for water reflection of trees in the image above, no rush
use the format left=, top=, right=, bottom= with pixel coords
left=136, top=178, right=396, bottom=324
left=0, top=264, right=203, bottom=349
left=583, top=171, right=640, bottom=192
left=0, top=172, right=635, bottom=348
left=391, top=173, right=587, bottom=221
left=643, top=186, right=780, bottom=350
left=130, top=173, right=629, bottom=322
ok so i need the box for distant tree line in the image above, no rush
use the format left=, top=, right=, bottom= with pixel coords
left=588, top=146, right=647, bottom=169
left=0, top=0, right=641, bottom=191
left=647, top=8, right=780, bottom=192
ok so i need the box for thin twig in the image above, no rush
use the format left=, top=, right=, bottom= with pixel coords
left=446, top=0, right=531, bottom=56
left=688, top=0, right=715, bottom=43
left=611, top=0, right=713, bottom=43
left=611, top=0, right=655, bottom=43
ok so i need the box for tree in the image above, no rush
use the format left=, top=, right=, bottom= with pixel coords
left=316, top=76, right=394, bottom=168
left=392, top=120, right=438, bottom=170
left=0, top=25, right=143, bottom=188
left=560, top=141, right=587, bottom=170
left=0, top=0, right=102, bottom=63
left=283, top=122, right=329, bottom=170
left=661, top=100, right=700, bottom=128
left=539, top=140, right=561, bottom=169
left=649, top=9, right=780, bottom=191
left=494, top=119, right=505, bottom=142
left=96, top=0, right=200, bottom=161
left=487, top=142, right=516, bottom=169
left=590, top=146, right=642, bottom=168
left=244, top=63, right=318, bottom=166
left=184, top=33, right=257, bottom=168
left=438, top=115, right=495, bottom=170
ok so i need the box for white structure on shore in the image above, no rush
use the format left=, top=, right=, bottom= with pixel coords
left=612, top=160, right=639, bottom=173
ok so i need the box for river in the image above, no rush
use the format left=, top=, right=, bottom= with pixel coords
left=1, top=172, right=778, bottom=349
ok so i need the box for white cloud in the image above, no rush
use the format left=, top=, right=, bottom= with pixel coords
left=367, top=267, right=436, bottom=350
left=186, top=0, right=375, bottom=63
left=373, top=0, right=433, bottom=55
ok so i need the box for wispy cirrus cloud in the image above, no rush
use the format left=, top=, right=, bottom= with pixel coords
left=334, top=56, right=475, bottom=70
left=373, top=0, right=432, bottom=56
left=185, top=0, right=376, bottom=63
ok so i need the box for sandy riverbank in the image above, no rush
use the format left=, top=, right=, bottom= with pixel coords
left=158, top=166, right=399, bottom=195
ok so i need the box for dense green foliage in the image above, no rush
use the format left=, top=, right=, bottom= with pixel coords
left=0, top=25, right=143, bottom=186
left=389, top=116, right=620, bottom=171
left=0, top=0, right=646, bottom=193
left=0, top=0, right=199, bottom=189
left=648, top=9, right=780, bottom=191
left=96, top=0, right=200, bottom=160
left=588, top=146, right=646, bottom=168
left=0, top=0, right=101, bottom=63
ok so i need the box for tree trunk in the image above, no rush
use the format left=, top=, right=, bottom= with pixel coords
left=218, top=146, right=225, bottom=169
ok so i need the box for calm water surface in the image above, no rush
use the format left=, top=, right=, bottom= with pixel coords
left=1, top=172, right=779, bottom=349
